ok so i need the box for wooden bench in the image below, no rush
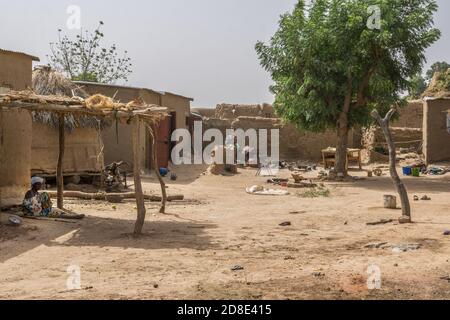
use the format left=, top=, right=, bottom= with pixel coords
left=322, top=148, right=362, bottom=170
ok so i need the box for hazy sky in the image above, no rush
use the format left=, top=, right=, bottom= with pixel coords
left=1, top=0, right=449, bottom=107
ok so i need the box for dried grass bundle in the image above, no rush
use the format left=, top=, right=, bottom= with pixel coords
left=32, top=66, right=88, bottom=98
left=423, top=68, right=450, bottom=98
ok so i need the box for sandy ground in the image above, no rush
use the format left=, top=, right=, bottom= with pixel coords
left=1, top=165, right=450, bottom=300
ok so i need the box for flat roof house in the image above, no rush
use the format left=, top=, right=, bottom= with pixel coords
left=422, top=70, right=450, bottom=163
left=74, top=81, right=193, bottom=169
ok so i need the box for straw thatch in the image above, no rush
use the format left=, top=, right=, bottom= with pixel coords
left=0, top=90, right=168, bottom=121
left=31, top=67, right=109, bottom=131
left=423, top=68, right=450, bottom=98
left=32, top=66, right=88, bottom=98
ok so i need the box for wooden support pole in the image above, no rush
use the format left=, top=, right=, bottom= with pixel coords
left=147, top=123, right=167, bottom=214
left=371, top=109, right=411, bottom=223
left=132, top=116, right=147, bottom=235
left=57, top=114, right=65, bottom=209
left=0, top=107, right=3, bottom=208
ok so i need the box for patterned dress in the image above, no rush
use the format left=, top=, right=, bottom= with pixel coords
left=23, top=191, right=53, bottom=217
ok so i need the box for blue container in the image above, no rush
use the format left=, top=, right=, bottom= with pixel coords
left=402, top=166, right=412, bottom=176
left=159, top=168, right=169, bottom=177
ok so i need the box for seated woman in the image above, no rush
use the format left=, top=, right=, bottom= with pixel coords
left=23, top=177, right=84, bottom=219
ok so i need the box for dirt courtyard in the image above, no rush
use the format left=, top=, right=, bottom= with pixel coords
left=1, top=165, right=450, bottom=300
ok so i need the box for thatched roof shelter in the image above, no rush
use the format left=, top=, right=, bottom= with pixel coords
left=0, top=90, right=168, bottom=234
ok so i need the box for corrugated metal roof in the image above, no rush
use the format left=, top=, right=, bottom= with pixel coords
left=0, top=48, right=40, bottom=62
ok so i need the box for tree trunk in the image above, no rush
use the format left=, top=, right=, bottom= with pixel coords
left=371, top=109, right=411, bottom=223
left=0, top=106, right=6, bottom=209
left=148, top=124, right=167, bottom=214
left=132, top=117, right=147, bottom=235
left=0, top=107, right=3, bottom=208
left=335, top=111, right=349, bottom=176
left=57, top=114, right=65, bottom=209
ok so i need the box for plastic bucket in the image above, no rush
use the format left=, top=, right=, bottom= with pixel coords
left=402, top=166, right=412, bottom=176
left=412, top=167, right=420, bottom=177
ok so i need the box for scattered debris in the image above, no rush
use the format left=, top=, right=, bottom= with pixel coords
left=246, top=185, right=289, bottom=196
left=8, top=215, right=22, bottom=226
left=289, top=211, right=306, bottom=215
left=284, top=256, right=296, bottom=260
left=312, top=272, right=325, bottom=278
left=364, top=242, right=388, bottom=249
left=291, top=172, right=306, bottom=183
left=421, top=195, right=431, bottom=201
left=287, top=181, right=317, bottom=189
left=267, top=178, right=289, bottom=185
left=391, top=243, right=421, bottom=253
left=426, top=166, right=448, bottom=176
left=366, top=219, right=394, bottom=226
left=373, top=169, right=383, bottom=177
left=279, top=221, right=292, bottom=227
left=231, top=265, right=244, bottom=271
left=413, top=195, right=419, bottom=201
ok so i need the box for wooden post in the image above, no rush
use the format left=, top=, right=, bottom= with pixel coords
left=132, top=116, right=147, bottom=235
left=147, top=123, right=167, bottom=214
left=0, top=107, right=3, bottom=208
left=57, top=113, right=65, bottom=209
left=371, top=109, right=411, bottom=223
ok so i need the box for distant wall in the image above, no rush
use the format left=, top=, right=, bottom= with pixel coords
left=215, top=103, right=275, bottom=120
left=393, top=100, right=423, bottom=129
left=231, top=117, right=349, bottom=161
left=0, top=109, right=32, bottom=207
left=191, top=108, right=216, bottom=119
left=202, top=116, right=355, bottom=161
left=362, top=126, right=423, bottom=163
left=423, top=98, right=450, bottom=163
left=31, top=123, right=103, bottom=175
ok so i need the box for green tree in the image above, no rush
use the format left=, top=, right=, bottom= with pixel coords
left=256, top=0, right=440, bottom=175
left=426, top=61, right=450, bottom=80
left=408, top=74, right=428, bottom=98
left=48, top=21, right=132, bottom=84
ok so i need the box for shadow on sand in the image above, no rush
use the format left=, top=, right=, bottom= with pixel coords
left=0, top=213, right=218, bottom=263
